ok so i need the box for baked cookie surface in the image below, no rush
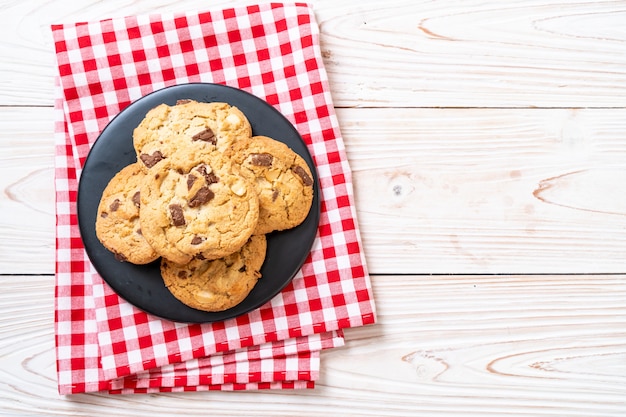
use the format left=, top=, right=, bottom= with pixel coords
left=230, top=136, right=315, bottom=235
left=139, top=151, right=259, bottom=264
left=133, top=100, right=252, bottom=171
left=161, top=235, right=267, bottom=312
left=95, top=162, right=160, bottom=264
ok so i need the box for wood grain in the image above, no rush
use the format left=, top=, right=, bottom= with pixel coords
left=338, top=107, right=626, bottom=273
left=317, top=0, right=626, bottom=108
left=321, top=274, right=626, bottom=416
left=1, top=274, right=624, bottom=416
left=1, top=0, right=625, bottom=106
left=0, top=107, right=55, bottom=274
left=3, top=107, right=626, bottom=274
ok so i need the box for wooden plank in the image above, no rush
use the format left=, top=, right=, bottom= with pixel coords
left=317, top=0, right=626, bottom=108
left=322, top=274, right=626, bottom=416
left=338, top=107, right=626, bottom=274
left=1, top=0, right=626, bottom=107
left=0, top=108, right=55, bottom=274
left=1, top=274, right=624, bottom=415
left=3, top=107, right=626, bottom=274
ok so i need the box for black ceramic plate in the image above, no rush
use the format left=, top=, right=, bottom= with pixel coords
left=77, top=83, right=320, bottom=323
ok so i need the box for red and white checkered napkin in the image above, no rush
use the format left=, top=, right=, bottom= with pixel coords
left=52, top=3, right=376, bottom=394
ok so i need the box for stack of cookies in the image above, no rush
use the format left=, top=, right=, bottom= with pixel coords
left=95, top=99, right=314, bottom=312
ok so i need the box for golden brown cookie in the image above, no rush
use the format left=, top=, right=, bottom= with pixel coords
left=95, top=162, right=159, bottom=264
left=229, top=136, right=315, bottom=235
left=160, top=234, right=266, bottom=312
left=139, top=151, right=259, bottom=264
left=133, top=100, right=252, bottom=172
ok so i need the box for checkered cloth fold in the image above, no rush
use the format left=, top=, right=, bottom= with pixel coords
left=53, top=2, right=375, bottom=394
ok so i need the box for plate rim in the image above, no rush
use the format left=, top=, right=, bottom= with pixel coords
left=76, top=82, right=321, bottom=323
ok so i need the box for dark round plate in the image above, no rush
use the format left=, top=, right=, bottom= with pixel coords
left=77, top=83, right=320, bottom=323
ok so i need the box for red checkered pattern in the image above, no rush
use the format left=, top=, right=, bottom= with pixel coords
left=53, top=3, right=376, bottom=394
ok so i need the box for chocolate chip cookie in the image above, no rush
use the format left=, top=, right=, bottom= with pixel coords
left=229, top=136, right=315, bottom=234
left=95, top=162, right=159, bottom=264
left=139, top=150, right=259, bottom=264
left=160, top=235, right=267, bottom=312
left=133, top=100, right=252, bottom=171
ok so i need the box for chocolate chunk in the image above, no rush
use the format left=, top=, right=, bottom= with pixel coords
left=169, top=204, right=186, bottom=226
left=192, top=128, right=216, bottom=144
left=176, top=99, right=193, bottom=105
left=188, top=186, right=214, bottom=207
left=187, top=174, right=197, bottom=190
left=197, top=165, right=208, bottom=177
left=100, top=212, right=108, bottom=218
left=197, top=165, right=219, bottom=184
left=195, top=253, right=206, bottom=260
left=114, top=252, right=128, bottom=262
left=140, top=150, right=164, bottom=168
left=238, top=265, right=247, bottom=273
left=132, top=191, right=140, bottom=207
left=136, top=228, right=142, bottom=236
left=109, top=199, right=120, bottom=212
left=177, top=270, right=187, bottom=279
left=205, top=172, right=219, bottom=185
left=250, top=153, right=273, bottom=167
left=272, top=189, right=280, bottom=202
left=292, top=165, right=313, bottom=186
left=191, top=235, right=205, bottom=245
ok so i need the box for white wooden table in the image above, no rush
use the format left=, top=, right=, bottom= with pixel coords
left=1, top=1, right=625, bottom=415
